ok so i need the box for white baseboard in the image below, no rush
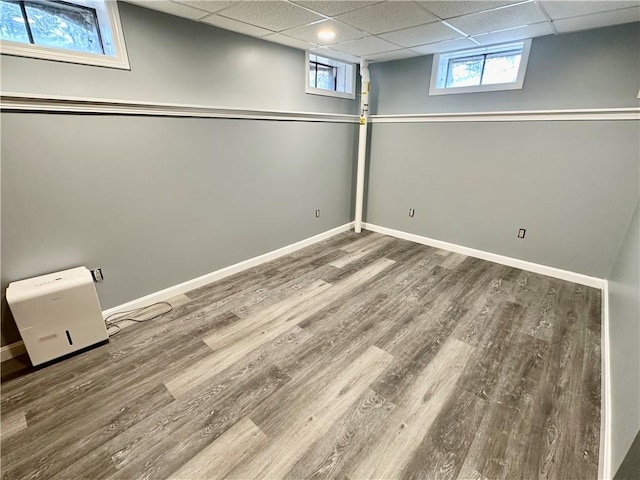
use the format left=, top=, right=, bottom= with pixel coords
left=599, top=280, right=612, bottom=480
left=362, top=223, right=605, bottom=289
left=0, top=223, right=355, bottom=363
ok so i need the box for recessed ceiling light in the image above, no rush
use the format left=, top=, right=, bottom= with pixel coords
left=318, top=30, right=336, bottom=41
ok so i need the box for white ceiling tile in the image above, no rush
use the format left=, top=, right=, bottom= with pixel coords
left=331, top=35, right=400, bottom=55
left=128, top=0, right=210, bottom=20
left=411, top=37, right=478, bottom=54
left=263, top=33, right=318, bottom=50
left=447, top=1, right=548, bottom=35
left=312, top=47, right=361, bottom=63
left=280, top=19, right=367, bottom=45
left=335, top=1, right=439, bottom=34
left=172, top=1, right=237, bottom=14
left=553, top=6, right=640, bottom=33
left=366, top=48, right=420, bottom=62
left=292, top=1, right=382, bottom=17
left=417, top=1, right=524, bottom=19
left=217, top=1, right=324, bottom=31
left=379, top=20, right=462, bottom=47
left=200, top=14, right=273, bottom=36
left=539, top=1, right=639, bottom=20
left=472, top=22, right=553, bottom=44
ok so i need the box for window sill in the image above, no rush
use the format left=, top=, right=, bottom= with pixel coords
left=0, top=40, right=130, bottom=69
left=305, top=86, right=356, bottom=100
left=429, top=81, right=524, bottom=96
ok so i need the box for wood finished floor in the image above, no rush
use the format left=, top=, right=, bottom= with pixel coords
left=0, top=230, right=602, bottom=480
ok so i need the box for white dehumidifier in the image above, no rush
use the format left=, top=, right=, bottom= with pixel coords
left=6, top=266, right=108, bottom=366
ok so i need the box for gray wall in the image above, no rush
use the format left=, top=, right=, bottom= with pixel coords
left=365, top=23, right=640, bottom=277
left=0, top=2, right=357, bottom=346
left=609, top=199, right=640, bottom=476
left=369, top=22, right=640, bottom=115
left=366, top=120, right=639, bottom=277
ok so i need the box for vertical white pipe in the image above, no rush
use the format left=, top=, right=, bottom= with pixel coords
left=354, top=60, right=370, bottom=233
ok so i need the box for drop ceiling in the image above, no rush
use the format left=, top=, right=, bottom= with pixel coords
left=126, top=0, right=640, bottom=63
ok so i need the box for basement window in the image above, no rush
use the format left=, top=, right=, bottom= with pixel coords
left=429, top=40, right=531, bottom=96
left=305, top=51, right=355, bottom=100
left=0, top=0, right=129, bottom=69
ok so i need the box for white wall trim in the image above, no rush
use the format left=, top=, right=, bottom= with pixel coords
left=0, top=93, right=359, bottom=123
left=599, top=280, right=612, bottom=480
left=362, top=223, right=605, bottom=289
left=1, top=222, right=355, bottom=363
left=371, top=107, right=640, bottom=123
left=2, top=94, right=637, bottom=124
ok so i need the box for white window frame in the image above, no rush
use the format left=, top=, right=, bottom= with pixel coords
left=429, top=39, right=531, bottom=96
left=305, top=51, right=356, bottom=100
left=0, top=0, right=130, bottom=69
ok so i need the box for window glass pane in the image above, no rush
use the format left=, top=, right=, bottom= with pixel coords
left=446, top=56, right=483, bottom=88
left=481, top=51, right=521, bottom=85
left=310, top=60, right=337, bottom=91
left=25, top=1, right=102, bottom=54
left=315, top=63, right=335, bottom=90
left=0, top=1, right=30, bottom=43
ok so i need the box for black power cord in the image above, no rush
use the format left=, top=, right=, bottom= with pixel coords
left=104, top=301, right=173, bottom=337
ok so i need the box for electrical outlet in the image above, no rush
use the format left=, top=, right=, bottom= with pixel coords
left=518, top=228, right=526, bottom=239
left=90, top=268, right=104, bottom=283
left=409, top=208, right=415, bottom=218
left=315, top=209, right=320, bottom=218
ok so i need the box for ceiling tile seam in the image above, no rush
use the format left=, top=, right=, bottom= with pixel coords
left=228, top=6, right=376, bottom=42
left=326, top=35, right=406, bottom=53
left=277, top=18, right=371, bottom=42
left=532, top=0, right=560, bottom=35
left=469, top=21, right=550, bottom=39
left=203, top=1, right=242, bottom=16
left=385, top=3, right=481, bottom=50
left=297, top=13, right=431, bottom=48
left=416, top=0, right=534, bottom=23
left=407, top=37, right=474, bottom=54
left=212, top=1, right=324, bottom=33
left=198, top=12, right=278, bottom=37
left=166, top=0, right=220, bottom=21
left=440, top=20, right=471, bottom=38
left=281, top=0, right=333, bottom=21
left=289, top=0, right=387, bottom=18
left=558, top=4, right=640, bottom=21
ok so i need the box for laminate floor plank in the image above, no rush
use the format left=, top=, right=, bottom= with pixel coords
left=170, top=416, right=267, bottom=480
left=0, top=230, right=602, bottom=480
left=285, top=388, right=396, bottom=480
left=2, top=383, right=174, bottom=480
left=400, top=389, right=487, bottom=480
left=18, top=326, right=215, bottom=427
left=229, top=345, right=393, bottom=479
left=346, top=338, right=475, bottom=480
left=0, top=410, right=27, bottom=440
left=329, top=235, right=397, bottom=268
left=63, top=365, right=290, bottom=480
